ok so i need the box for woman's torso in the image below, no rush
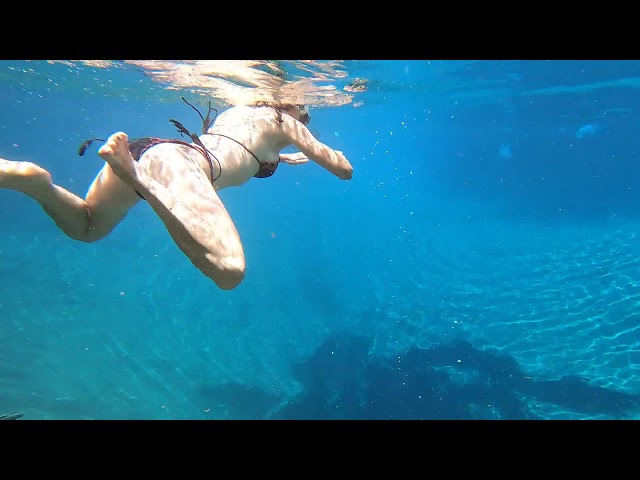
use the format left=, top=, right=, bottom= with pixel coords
left=140, top=105, right=292, bottom=191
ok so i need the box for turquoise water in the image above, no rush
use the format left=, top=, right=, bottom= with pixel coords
left=1, top=60, right=640, bottom=419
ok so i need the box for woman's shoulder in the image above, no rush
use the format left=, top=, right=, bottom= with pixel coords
left=213, top=105, right=278, bottom=129
left=218, top=104, right=275, bottom=120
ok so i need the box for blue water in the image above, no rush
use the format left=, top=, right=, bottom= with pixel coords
left=2, top=60, right=640, bottom=419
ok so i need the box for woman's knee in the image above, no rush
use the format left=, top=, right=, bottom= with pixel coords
left=215, top=268, right=246, bottom=290
left=204, top=253, right=246, bottom=290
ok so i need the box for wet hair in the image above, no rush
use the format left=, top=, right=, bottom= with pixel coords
left=296, top=105, right=311, bottom=125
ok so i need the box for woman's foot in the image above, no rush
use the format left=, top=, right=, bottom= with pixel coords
left=97, top=132, right=137, bottom=181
